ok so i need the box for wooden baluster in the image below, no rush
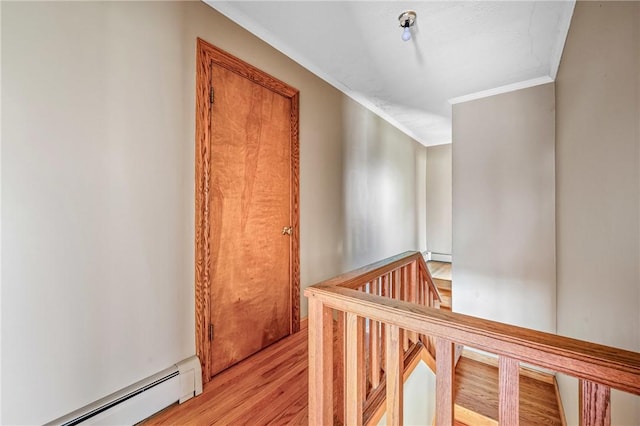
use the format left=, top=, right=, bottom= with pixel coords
left=421, top=287, right=433, bottom=352
left=365, top=281, right=372, bottom=398
left=417, top=271, right=422, bottom=307
left=499, top=356, right=519, bottom=425
left=422, top=263, right=428, bottom=306
left=346, top=312, right=364, bottom=426
left=386, top=324, right=403, bottom=426
left=402, top=265, right=408, bottom=302
left=308, top=298, right=334, bottom=425
left=420, top=283, right=429, bottom=346
left=381, top=274, right=388, bottom=298
left=408, top=262, right=417, bottom=344
left=419, top=264, right=425, bottom=306
left=435, top=338, right=455, bottom=426
left=392, top=268, right=399, bottom=299
left=417, top=268, right=426, bottom=345
left=336, top=311, right=346, bottom=426
left=407, top=265, right=412, bottom=301
left=364, top=316, right=370, bottom=399
left=370, top=279, right=380, bottom=389
left=580, top=380, right=611, bottom=426
left=381, top=274, right=389, bottom=374
left=362, top=316, right=368, bottom=400
left=358, top=281, right=371, bottom=401
left=401, top=266, right=409, bottom=351
left=377, top=276, right=383, bottom=367
left=385, top=272, right=393, bottom=298
left=391, top=269, right=405, bottom=352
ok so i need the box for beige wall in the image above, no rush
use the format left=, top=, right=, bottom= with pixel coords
left=426, top=144, right=452, bottom=256
left=555, top=2, right=640, bottom=424
left=1, top=2, right=425, bottom=423
left=452, top=83, right=556, bottom=333
left=342, top=100, right=426, bottom=270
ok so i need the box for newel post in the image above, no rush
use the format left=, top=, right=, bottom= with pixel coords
left=308, top=297, right=333, bottom=425
left=435, top=338, right=455, bottom=426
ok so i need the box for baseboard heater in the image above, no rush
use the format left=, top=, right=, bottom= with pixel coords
left=424, top=251, right=452, bottom=263
left=45, top=356, right=202, bottom=426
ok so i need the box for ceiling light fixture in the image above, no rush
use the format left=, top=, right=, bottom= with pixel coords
left=398, top=10, right=417, bottom=42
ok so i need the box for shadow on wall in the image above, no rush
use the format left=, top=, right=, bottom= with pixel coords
left=341, top=97, right=426, bottom=271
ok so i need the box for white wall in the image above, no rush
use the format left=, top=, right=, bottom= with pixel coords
left=416, top=148, right=428, bottom=253
left=1, top=2, right=425, bottom=423
left=555, top=2, right=640, bottom=424
left=426, top=144, right=452, bottom=256
left=452, top=83, right=556, bottom=333
left=342, top=101, right=427, bottom=270
left=2, top=3, right=193, bottom=423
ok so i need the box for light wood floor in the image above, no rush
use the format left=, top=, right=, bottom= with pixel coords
left=144, top=330, right=309, bottom=425
left=455, top=355, right=563, bottom=426
left=144, top=329, right=563, bottom=426
left=145, top=260, right=563, bottom=426
left=427, top=260, right=451, bottom=281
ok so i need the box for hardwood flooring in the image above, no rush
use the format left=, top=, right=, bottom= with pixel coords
left=144, top=330, right=308, bottom=426
left=427, top=260, right=451, bottom=281
left=454, top=354, right=563, bottom=426
left=145, top=261, right=564, bottom=426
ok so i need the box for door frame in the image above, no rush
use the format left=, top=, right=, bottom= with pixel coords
left=194, top=38, right=300, bottom=383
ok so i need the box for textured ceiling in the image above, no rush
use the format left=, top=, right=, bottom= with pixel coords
left=206, top=1, right=575, bottom=146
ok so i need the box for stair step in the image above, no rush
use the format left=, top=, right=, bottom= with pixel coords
left=432, top=278, right=452, bottom=310
left=433, top=277, right=451, bottom=291
left=439, top=294, right=452, bottom=311
left=454, top=351, right=564, bottom=426
left=428, top=262, right=452, bottom=311
left=427, top=260, right=452, bottom=281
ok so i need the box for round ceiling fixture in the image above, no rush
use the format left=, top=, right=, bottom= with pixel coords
left=398, top=10, right=417, bottom=41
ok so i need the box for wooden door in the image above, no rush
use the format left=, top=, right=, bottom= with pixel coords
left=195, top=39, right=300, bottom=381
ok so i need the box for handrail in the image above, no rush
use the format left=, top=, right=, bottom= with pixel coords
left=309, top=285, right=640, bottom=394
left=306, top=253, right=640, bottom=426
left=310, top=251, right=443, bottom=425
left=327, top=251, right=442, bottom=302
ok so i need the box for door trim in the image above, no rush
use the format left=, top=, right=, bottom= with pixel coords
left=194, top=38, right=300, bottom=383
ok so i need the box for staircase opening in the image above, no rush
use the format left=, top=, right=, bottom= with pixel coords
left=146, top=251, right=639, bottom=425
left=307, top=251, right=640, bottom=426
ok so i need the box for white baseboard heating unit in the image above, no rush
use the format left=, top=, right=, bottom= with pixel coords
left=424, top=251, right=452, bottom=263
left=45, top=356, right=202, bottom=426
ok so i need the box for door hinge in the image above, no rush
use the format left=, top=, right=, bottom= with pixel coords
left=210, top=86, right=215, bottom=104
left=209, top=323, right=214, bottom=341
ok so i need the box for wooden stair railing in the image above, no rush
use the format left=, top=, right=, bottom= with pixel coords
left=315, top=251, right=442, bottom=425
left=305, top=251, right=640, bottom=426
